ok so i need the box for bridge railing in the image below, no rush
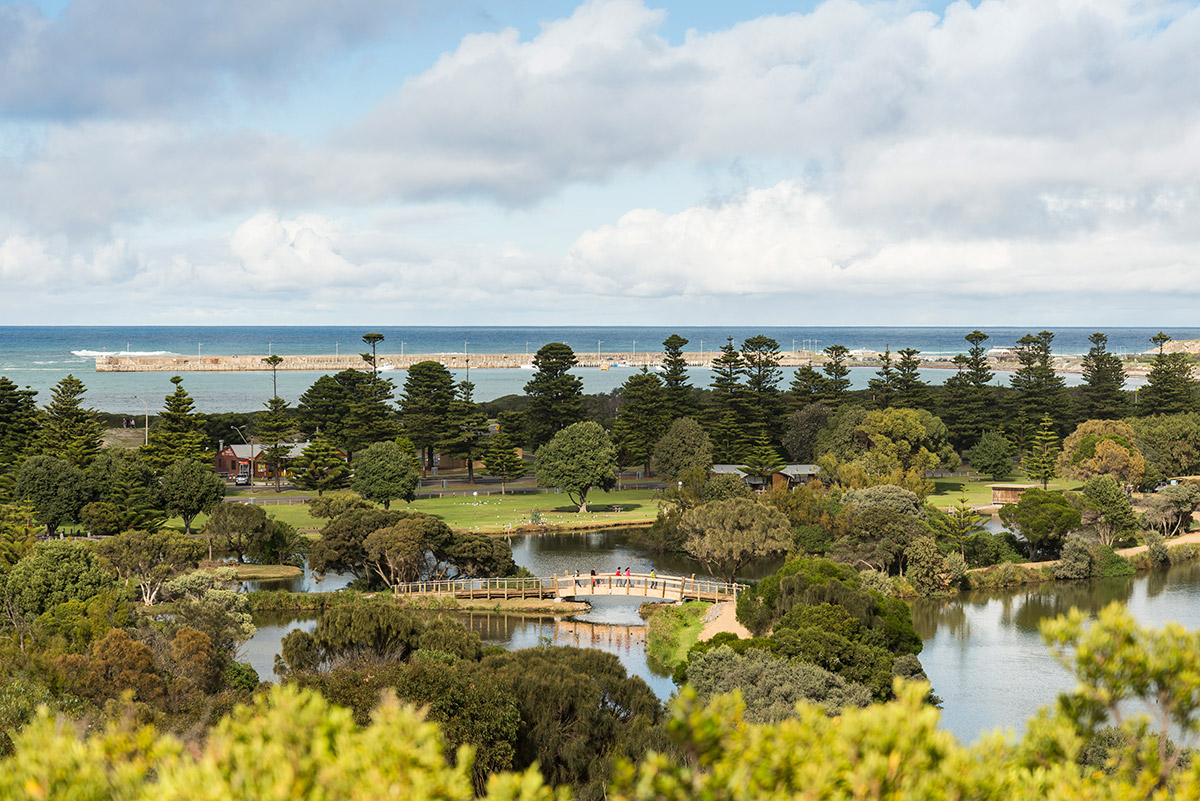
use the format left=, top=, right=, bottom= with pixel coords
left=391, top=573, right=743, bottom=602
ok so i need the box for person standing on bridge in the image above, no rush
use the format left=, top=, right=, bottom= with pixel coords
left=590, top=568, right=597, bottom=589
left=574, top=568, right=581, bottom=589
left=650, top=569, right=657, bottom=590
left=615, top=567, right=623, bottom=587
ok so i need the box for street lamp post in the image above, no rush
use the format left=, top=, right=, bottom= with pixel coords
left=197, top=343, right=203, bottom=357
left=473, top=491, right=478, bottom=526
left=132, top=395, right=149, bottom=445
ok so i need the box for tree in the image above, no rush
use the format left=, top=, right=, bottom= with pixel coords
left=679, top=497, right=791, bottom=583
left=399, top=361, right=456, bottom=476
left=868, top=348, right=896, bottom=407
left=533, top=421, right=617, bottom=513
left=741, top=335, right=783, bottom=438
left=706, top=338, right=750, bottom=462
left=1079, top=474, right=1137, bottom=547
left=611, top=369, right=668, bottom=476
left=816, top=407, right=957, bottom=497
left=14, top=455, right=86, bottom=537
left=523, top=343, right=584, bottom=449
left=95, top=529, right=204, bottom=605
left=352, top=441, right=419, bottom=509
left=738, top=434, right=785, bottom=485
left=833, top=505, right=929, bottom=574
left=820, top=344, right=852, bottom=406
left=781, top=403, right=830, bottom=464
left=1024, top=414, right=1061, bottom=489
left=341, top=374, right=399, bottom=458
left=1009, top=330, right=1068, bottom=428
left=360, top=332, right=385, bottom=378
left=1057, top=419, right=1145, bottom=486
left=660, top=334, right=694, bottom=418
left=928, top=492, right=986, bottom=557
left=0, top=377, right=38, bottom=476
left=1141, top=483, right=1200, bottom=538
left=652, top=417, right=713, bottom=484
left=159, top=458, right=225, bottom=539
left=309, top=508, right=406, bottom=581
left=255, top=395, right=295, bottom=492
left=789, top=365, right=828, bottom=407
left=965, top=430, right=1015, bottom=481
left=292, top=435, right=350, bottom=496
left=204, top=502, right=271, bottom=563
left=940, top=330, right=998, bottom=450
left=297, top=370, right=371, bottom=454
left=442, top=381, right=490, bottom=484
left=1078, top=332, right=1128, bottom=419
left=999, top=488, right=1080, bottom=560
left=4, top=539, right=113, bottom=616
left=892, top=347, right=930, bottom=410
left=1140, top=332, right=1197, bottom=416
left=142, top=375, right=209, bottom=470
left=34, top=375, right=101, bottom=467
left=483, top=432, right=525, bottom=494
left=262, top=354, right=284, bottom=395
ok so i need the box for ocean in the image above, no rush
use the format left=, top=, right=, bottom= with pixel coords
left=0, top=326, right=1179, bottom=414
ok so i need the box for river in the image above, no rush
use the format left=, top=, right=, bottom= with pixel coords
left=240, top=528, right=1200, bottom=745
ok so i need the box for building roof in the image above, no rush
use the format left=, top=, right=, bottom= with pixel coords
left=223, top=442, right=313, bottom=460
left=711, top=464, right=819, bottom=478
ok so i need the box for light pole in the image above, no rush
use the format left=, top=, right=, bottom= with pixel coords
left=401, top=341, right=406, bottom=357
left=473, top=491, right=478, bottom=526
left=197, top=342, right=203, bottom=357
left=464, top=341, right=470, bottom=381
left=132, top=395, right=149, bottom=445
left=597, top=339, right=602, bottom=367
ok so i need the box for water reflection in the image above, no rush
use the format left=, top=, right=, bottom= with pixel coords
left=241, top=612, right=317, bottom=682
left=239, top=561, right=355, bottom=593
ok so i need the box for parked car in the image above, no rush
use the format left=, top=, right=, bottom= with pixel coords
left=235, top=474, right=250, bottom=486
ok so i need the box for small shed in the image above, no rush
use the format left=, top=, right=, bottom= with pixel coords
left=989, top=483, right=1037, bottom=505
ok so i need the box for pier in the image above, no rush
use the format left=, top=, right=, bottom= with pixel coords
left=93, top=351, right=827, bottom=372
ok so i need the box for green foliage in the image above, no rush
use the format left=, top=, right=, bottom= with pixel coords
left=533, top=420, right=617, bottom=513
left=1140, top=332, right=1197, bottom=415
left=159, top=458, right=224, bottom=537
left=523, top=342, right=584, bottom=449
left=141, top=375, right=209, bottom=470
left=1142, top=483, right=1200, bottom=538
left=4, top=539, right=114, bottom=616
left=679, top=497, right=791, bottom=583
left=1009, top=330, right=1068, bottom=429
left=95, top=529, right=203, bottom=605
left=351, top=440, right=419, bottom=509
left=14, top=455, right=87, bottom=537
left=254, top=395, right=295, bottom=491
left=1058, top=419, right=1145, bottom=485
left=1128, top=412, right=1200, bottom=483
left=737, top=433, right=785, bottom=483
left=307, top=491, right=372, bottom=520
left=398, top=361, right=456, bottom=473
left=291, top=434, right=350, bottom=495
left=940, top=330, right=999, bottom=450
left=833, top=505, right=929, bottom=575
left=1023, top=414, right=1061, bottom=489
left=817, top=406, right=956, bottom=497
left=163, top=567, right=255, bottom=656
left=1079, top=332, right=1129, bottom=419
left=0, top=377, right=38, bottom=478
left=904, top=535, right=962, bottom=596
left=966, top=429, right=1015, bottom=480
left=309, top=508, right=406, bottom=580
left=483, top=431, right=526, bottom=493
left=611, top=369, right=668, bottom=474
left=34, top=375, right=102, bottom=467
left=781, top=402, right=830, bottom=463
left=660, top=334, right=693, bottom=419
left=999, top=488, right=1081, bottom=560
left=1079, top=473, right=1137, bottom=546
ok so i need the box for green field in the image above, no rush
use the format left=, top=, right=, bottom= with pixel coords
left=928, top=472, right=1084, bottom=508
left=167, top=487, right=665, bottom=536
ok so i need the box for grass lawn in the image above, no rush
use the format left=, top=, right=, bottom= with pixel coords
left=929, top=472, right=1084, bottom=508
left=166, top=487, right=664, bottom=537
left=644, top=601, right=711, bottom=672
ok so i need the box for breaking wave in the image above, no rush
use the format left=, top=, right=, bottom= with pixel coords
left=71, top=350, right=176, bottom=357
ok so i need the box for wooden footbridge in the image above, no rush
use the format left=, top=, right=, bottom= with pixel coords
left=392, top=572, right=742, bottom=603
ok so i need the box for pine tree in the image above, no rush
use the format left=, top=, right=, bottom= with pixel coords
left=483, top=431, right=526, bottom=494
left=1009, top=331, right=1067, bottom=428
left=789, top=365, right=828, bottom=406
left=442, top=381, right=490, bottom=484
left=399, top=361, right=456, bottom=475
left=1139, top=332, right=1196, bottom=416
left=611, top=369, right=668, bottom=475
left=523, top=343, right=584, bottom=448
left=0, top=377, right=39, bottom=475
left=141, top=375, right=209, bottom=471
left=36, top=375, right=102, bottom=467
left=706, top=339, right=750, bottom=462
left=740, top=336, right=783, bottom=440
left=821, top=344, right=852, bottom=407
left=341, top=375, right=398, bottom=459
left=360, top=332, right=385, bottom=378
left=255, top=396, right=295, bottom=492
left=739, top=434, right=786, bottom=487
left=292, top=435, right=350, bottom=496
left=1078, top=332, right=1128, bottom=419
left=892, top=347, right=930, bottom=410
left=661, top=334, right=694, bottom=419
left=941, top=331, right=998, bottom=450
left=1024, top=415, right=1061, bottom=490
left=868, top=348, right=896, bottom=408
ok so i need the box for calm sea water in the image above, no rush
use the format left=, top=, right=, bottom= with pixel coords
left=1, top=325, right=1176, bottom=413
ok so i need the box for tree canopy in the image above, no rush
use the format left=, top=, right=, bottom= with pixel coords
left=533, top=421, right=617, bottom=513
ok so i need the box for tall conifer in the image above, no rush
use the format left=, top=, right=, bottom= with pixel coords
left=142, top=376, right=209, bottom=470
left=36, top=375, right=101, bottom=467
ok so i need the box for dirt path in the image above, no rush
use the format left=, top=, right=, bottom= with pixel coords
left=698, top=601, right=752, bottom=641
left=1116, top=529, right=1200, bottom=558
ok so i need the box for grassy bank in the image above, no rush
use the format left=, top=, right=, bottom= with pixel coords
left=245, top=588, right=589, bottom=615
left=642, top=601, right=711, bottom=673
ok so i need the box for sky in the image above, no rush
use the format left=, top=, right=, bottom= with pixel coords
left=1, top=0, right=1198, bottom=327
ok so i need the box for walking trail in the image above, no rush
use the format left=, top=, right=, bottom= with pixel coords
left=698, top=601, right=751, bottom=641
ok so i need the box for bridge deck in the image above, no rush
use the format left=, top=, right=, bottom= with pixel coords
left=393, top=572, right=740, bottom=603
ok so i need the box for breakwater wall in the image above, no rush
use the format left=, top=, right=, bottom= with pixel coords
left=95, top=351, right=828, bottom=372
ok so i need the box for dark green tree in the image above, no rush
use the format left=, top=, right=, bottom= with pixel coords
left=441, top=381, right=489, bottom=484
left=159, top=458, right=225, bottom=539
left=999, top=488, right=1080, bottom=560
left=781, top=403, right=830, bottom=464
left=309, top=508, right=406, bottom=581
left=1079, top=474, right=1137, bottom=547
left=341, top=375, right=399, bottom=459
left=0, top=378, right=38, bottom=476
left=95, top=529, right=203, bottom=606
left=14, top=456, right=87, bottom=538
left=965, top=430, right=1016, bottom=481
left=360, top=332, right=385, bottom=378
left=523, top=343, right=584, bottom=449
left=351, top=441, right=419, bottom=509
left=1009, top=331, right=1068, bottom=429
left=262, top=354, right=284, bottom=396
left=4, top=540, right=113, bottom=616
left=679, top=496, right=792, bottom=583
left=821, top=344, right=852, bottom=407
left=941, top=331, right=998, bottom=450
left=255, top=396, right=295, bottom=492
left=661, top=334, right=694, bottom=418
left=739, top=434, right=786, bottom=486
left=1024, top=415, right=1061, bottom=490
left=297, top=370, right=369, bottom=447
left=706, top=338, right=750, bottom=462
left=868, top=348, right=896, bottom=408
left=1140, top=332, right=1196, bottom=416
left=483, top=432, right=526, bottom=494
left=533, top=421, right=617, bottom=513
left=398, top=361, right=456, bottom=476
left=1078, top=333, right=1128, bottom=419
left=292, top=435, right=350, bottom=496
left=788, top=365, right=828, bottom=407
left=611, top=369, right=668, bottom=476
left=741, top=335, right=783, bottom=439
left=141, top=376, right=209, bottom=470
left=651, top=417, right=713, bottom=483
left=35, top=375, right=101, bottom=467
left=892, top=348, right=930, bottom=410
